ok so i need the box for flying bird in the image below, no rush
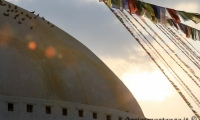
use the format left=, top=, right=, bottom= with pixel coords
left=21, top=12, right=23, bottom=14
left=8, top=4, right=11, bottom=8
left=11, top=9, right=14, bottom=12
left=7, top=9, right=10, bottom=12
left=29, top=17, right=32, bottom=19
left=18, top=21, right=22, bottom=24
left=47, top=21, right=50, bottom=24
left=30, top=26, right=33, bottom=29
left=26, top=14, right=29, bottom=17
left=14, top=5, right=17, bottom=9
left=15, top=10, right=18, bottom=13
left=21, top=18, right=25, bottom=21
left=51, top=25, right=54, bottom=27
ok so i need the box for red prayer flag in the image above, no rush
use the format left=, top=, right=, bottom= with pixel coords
left=167, top=8, right=180, bottom=23
left=128, top=0, right=138, bottom=14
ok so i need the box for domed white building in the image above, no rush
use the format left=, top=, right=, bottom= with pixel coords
left=0, top=0, right=145, bottom=119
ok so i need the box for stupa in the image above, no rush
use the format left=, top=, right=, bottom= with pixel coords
left=0, top=0, right=144, bottom=119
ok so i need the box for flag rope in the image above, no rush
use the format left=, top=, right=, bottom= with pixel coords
left=117, top=9, right=200, bottom=108
left=102, top=3, right=200, bottom=117
left=164, top=26, right=200, bottom=62
left=156, top=24, right=200, bottom=76
left=170, top=26, right=200, bottom=55
left=138, top=18, right=200, bottom=83
left=124, top=11, right=200, bottom=87
left=167, top=26, right=200, bottom=59
left=157, top=24, right=200, bottom=69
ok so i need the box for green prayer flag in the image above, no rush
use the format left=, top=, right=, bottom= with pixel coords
left=177, top=11, right=189, bottom=21
left=111, top=0, right=121, bottom=7
left=143, top=2, right=157, bottom=23
left=177, top=11, right=200, bottom=24
left=136, top=1, right=146, bottom=16
left=144, top=3, right=154, bottom=17
left=189, top=13, right=200, bottom=24
left=144, top=10, right=152, bottom=19
left=190, top=28, right=195, bottom=40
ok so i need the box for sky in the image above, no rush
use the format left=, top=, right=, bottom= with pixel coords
left=4, top=0, right=200, bottom=118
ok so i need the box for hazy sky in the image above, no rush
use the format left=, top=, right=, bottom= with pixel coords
left=5, top=0, right=200, bottom=118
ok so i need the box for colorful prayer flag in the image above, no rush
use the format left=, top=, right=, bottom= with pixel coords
left=128, top=0, right=138, bottom=14
left=136, top=1, right=146, bottom=16
left=178, top=11, right=200, bottom=24
left=166, top=8, right=180, bottom=23
left=150, top=5, right=167, bottom=24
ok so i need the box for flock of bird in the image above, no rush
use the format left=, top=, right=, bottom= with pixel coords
left=0, top=0, right=54, bottom=30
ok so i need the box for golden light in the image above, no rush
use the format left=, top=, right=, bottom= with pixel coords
left=121, top=71, right=173, bottom=102
left=45, top=46, right=57, bottom=58
left=28, top=41, right=37, bottom=50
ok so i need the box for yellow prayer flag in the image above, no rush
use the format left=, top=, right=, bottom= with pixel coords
left=107, top=0, right=111, bottom=7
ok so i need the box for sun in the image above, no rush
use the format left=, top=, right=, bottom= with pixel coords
left=121, top=70, right=174, bottom=102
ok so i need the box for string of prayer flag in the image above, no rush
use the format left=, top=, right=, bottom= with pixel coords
left=103, top=4, right=200, bottom=117
left=157, top=24, right=200, bottom=70
left=101, top=1, right=200, bottom=117
left=118, top=9, right=200, bottom=108
left=127, top=13, right=200, bottom=86
left=170, top=26, right=200, bottom=55
left=100, top=0, right=200, bottom=41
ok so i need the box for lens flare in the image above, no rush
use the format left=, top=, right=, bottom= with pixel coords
left=28, top=41, right=37, bottom=50
left=45, top=46, right=56, bottom=58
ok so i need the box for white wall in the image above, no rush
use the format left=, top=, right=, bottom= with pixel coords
left=0, top=95, right=145, bottom=120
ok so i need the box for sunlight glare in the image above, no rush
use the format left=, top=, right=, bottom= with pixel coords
left=121, top=71, right=173, bottom=102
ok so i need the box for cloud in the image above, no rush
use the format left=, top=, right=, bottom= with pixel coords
left=122, top=71, right=173, bottom=102
left=6, top=0, right=21, bottom=2
left=174, top=3, right=198, bottom=12
left=143, top=0, right=200, bottom=12
left=6, top=0, right=32, bottom=3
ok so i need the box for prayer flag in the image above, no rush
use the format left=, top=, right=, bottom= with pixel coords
left=178, top=11, right=200, bottom=24
left=136, top=1, right=146, bottom=16
left=144, top=3, right=157, bottom=23
left=190, top=28, right=197, bottom=40
left=112, top=0, right=121, bottom=6
left=101, top=0, right=112, bottom=7
left=128, top=0, right=138, bottom=14
left=178, top=23, right=186, bottom=34
left=151, top=5, right=167, bottom=24
left=160, top=7, right=167, bottom=24
left=166, top=8, right=180, bottom=23
left=168, top=19, right=178, bottom=29
left=185, top=25, right=191, bottom=38
left=198, top=31, right=200, bottom=41
left=122, top=0, right=128, bottom=9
